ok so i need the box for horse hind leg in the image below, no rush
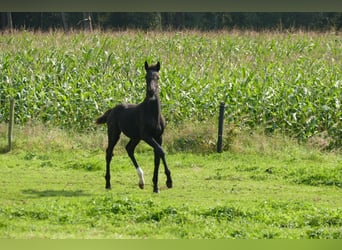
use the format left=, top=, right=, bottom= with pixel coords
left=105, top=126, right=120, bottom=189
left=125, top=139, right=145, bottom=189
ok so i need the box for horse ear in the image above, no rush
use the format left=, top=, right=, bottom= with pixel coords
left=144, top=61, right=149, bottom=71
left=156, top=61, right=160, bottom=71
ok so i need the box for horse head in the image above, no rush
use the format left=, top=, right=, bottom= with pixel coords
left=144, top=61, right=160, bottom=98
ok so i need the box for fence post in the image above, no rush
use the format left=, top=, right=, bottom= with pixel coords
left=217, top=102, right=225, bottom=153
left=8, top=98, right=14, bottom=152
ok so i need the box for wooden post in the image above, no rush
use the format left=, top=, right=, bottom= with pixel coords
left=82, top=12, right=93, bottom=32
left=217, top=102, right=225, bottom=153
left=8, top=98, right=14, bottom=152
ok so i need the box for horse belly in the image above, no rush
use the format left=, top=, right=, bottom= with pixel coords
left=121, top=125, right=140, bottom=139
left=118, top=110, right=140, bottom=139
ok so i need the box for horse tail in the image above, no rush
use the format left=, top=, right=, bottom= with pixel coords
left=95, top=109, right=112, bottom=125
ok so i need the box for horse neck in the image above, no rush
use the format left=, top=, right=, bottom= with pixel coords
left=144, top=94, right=161, bottom=110
left=143, top=94, right=162, bottom=119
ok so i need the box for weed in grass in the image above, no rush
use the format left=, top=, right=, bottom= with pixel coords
left=202, top=206, right=248, bottom=222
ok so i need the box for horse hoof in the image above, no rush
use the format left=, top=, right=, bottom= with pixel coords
left=139, top=183, right=144, bottom=189
left=105, top=184, right=111, bottom=190
left=153, top=188, right=160, bottom=193
left=166, top=181, right=173, bottom=188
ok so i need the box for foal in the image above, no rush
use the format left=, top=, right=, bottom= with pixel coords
left=96, top=61, right=172, bottom=193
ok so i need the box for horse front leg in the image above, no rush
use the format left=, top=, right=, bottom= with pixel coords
left=162, top=155, right=173, bottom=189
left=143, top=136, right=172, bottom=193
left=155, top=136, right=172, bottom=189
left=152, top=147, right=172, bottom=192
left=153, top=150, right=161, bottom=193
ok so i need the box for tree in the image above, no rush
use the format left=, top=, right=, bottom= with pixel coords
left=1, top=12, right=341, bottom=32
left=1, top=12, right=13, bottom=31
left=61, top=12, right=68, bottom=32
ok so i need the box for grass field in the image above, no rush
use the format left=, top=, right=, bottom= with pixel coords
left=0, top=30, right=341, bottom=238
left=0, top=125, right=341, bottom=239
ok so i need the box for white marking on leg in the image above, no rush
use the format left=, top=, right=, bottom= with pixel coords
left=136, top=167, right=145, bottom=188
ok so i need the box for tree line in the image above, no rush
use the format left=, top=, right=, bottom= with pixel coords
left=1, top=12, right=342, bottom=31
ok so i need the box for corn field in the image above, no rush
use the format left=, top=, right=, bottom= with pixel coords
left=0, top=31, right=341, bottom=148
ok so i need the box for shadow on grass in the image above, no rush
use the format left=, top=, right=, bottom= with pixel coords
left=22, top=189, right=90, bottom=198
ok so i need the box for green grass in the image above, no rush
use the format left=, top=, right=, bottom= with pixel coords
left=0, top=125, right=341, bottom=239
left=0, top=30, right=341, bottom=238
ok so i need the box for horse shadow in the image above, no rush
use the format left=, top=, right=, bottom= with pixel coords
left=22, top=189, right=90, bottom=198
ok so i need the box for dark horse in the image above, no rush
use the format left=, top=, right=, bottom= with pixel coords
left=95, top=61, right=172, bottom=193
